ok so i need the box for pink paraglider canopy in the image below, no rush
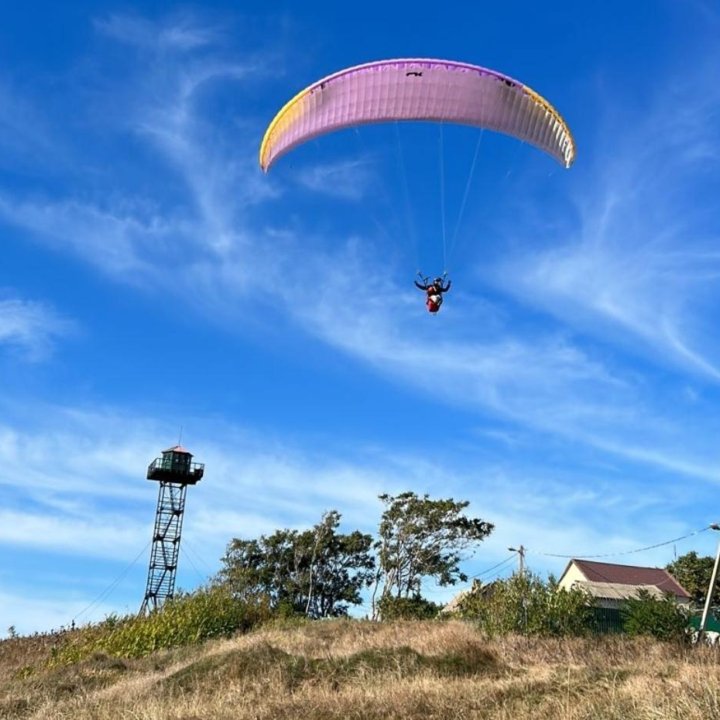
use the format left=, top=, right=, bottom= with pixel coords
left=260, top=58, right=575, bottom=171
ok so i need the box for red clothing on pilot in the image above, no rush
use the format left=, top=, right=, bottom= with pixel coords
left=414, top=276, right=451, bottom=313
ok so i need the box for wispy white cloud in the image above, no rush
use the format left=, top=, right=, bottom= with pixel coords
left=94, top=13, right=220, bottom=51
left=0, top=510, right=146, bottom=561
left=2, top=393, right=717, bottom=634
left=2, top=389, right=712, bottom=623
left=0, top=12, right=274, bottom=277
left=0, top=198, right=172, bottom=280
left=0, top=400, right=436, bottom=632
left=292, top=158, right=377, bottom=200
left=490, top=54, right=720, bottom=379
left=238, top=233, right=720, bottom=485
left=0, top=296, right=75, bottom=360
left=0, top=79, right=63, bottom=171
left=1, top=12, right=718, bottom=500
left=431, top=458, right=720, bottom=601
left=0, top=590, right=121, bottom=637
left=0, top=400, right=390, bottom=562
left=3, top=6, right=720, bottom=640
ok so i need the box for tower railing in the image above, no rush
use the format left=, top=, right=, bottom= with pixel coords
left=146, top=458, right=205, bottom=484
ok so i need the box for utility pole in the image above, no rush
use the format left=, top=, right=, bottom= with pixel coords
left=508, top=545, right=528, bottom=631
left=508, top=545, right=526, bottom=575
left=698, top=523, right=720, bottom=644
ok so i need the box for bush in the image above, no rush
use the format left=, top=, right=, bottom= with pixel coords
left=620, top=590, right=689, bottom=642
left=54, top=586, right=271, bottom=664
left=378, top=595, right=443, bottom=620
left=457, top=573, right=593, bottom=637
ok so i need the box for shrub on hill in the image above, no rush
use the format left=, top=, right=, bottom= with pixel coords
left=377, top=594, right=443, bottom=620
left=620, top=589, right=689, bottom=642
left=54, top=586, right=270, bottom=664
left=457, top=572, right=593, bottom=637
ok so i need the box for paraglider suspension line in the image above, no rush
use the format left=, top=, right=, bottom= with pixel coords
left=394, top=122, right=420, bottom=270
left=448, top=129, right=484, bottom=263
left=439, top=122, right=447, bottom=271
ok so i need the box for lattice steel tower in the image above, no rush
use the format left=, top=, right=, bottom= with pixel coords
left=140, top=445, right=204, bottom=613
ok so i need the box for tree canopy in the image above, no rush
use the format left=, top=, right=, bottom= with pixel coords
left=373, top=492, right=493, bottom=617
left=666, top=551, right=718, bottom=606
left=218, top=510, right=375, bottom=618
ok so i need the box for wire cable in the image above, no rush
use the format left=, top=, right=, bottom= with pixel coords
left=470, top=554, right=517, bottom=580
left=180, top=545, right=207, bottom=586
left=72, top=539, right=151, bottom=624
left=180, top=535, right=217, bottom=582
left=530, top=524, right=715, bottom=560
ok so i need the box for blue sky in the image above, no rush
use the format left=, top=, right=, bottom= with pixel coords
left=2, top=1, right=720, bottom=635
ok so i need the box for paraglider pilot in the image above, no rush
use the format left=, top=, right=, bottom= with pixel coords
left=415, top=275, right=451, bottom=313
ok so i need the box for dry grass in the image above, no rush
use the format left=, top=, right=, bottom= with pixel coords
left=2, top=620, right=720, bottom=719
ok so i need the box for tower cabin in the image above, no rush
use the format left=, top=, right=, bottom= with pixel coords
left=147, top=445, right=204, bottom=485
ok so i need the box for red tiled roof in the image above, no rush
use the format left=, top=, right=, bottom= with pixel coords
left=163, top=445, right=192, bottom=455
left=569, top=559, right=690, bottom=599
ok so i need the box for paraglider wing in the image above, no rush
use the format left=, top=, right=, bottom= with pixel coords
left=259, top=58, right=575, bottom=172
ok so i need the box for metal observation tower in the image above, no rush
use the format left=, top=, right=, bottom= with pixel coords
left=140, top=445, right=204, bottom=613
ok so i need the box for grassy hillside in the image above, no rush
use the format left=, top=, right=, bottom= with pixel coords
left=2, top=619, right=720, bottom=719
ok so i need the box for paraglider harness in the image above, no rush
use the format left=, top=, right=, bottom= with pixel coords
left=415, top=272, right=451, bottom=313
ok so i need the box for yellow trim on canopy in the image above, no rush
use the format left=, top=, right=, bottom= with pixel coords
left=259, top=86, right=312, bottom=171
left=522, top=86, right=576, bottom=167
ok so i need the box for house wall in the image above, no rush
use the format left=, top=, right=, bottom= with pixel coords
left=559, top=564, right=635, bottom=608
left=558, top=562, right=586, bottom=592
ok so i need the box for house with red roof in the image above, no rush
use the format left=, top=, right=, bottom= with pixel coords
left=558, top=559, right=691, bottom=608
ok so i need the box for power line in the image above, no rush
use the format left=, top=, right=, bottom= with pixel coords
left=530, top=524, right=716, bottom=560
left=182, top=535, right=216, bottom=575
left=72, top=540, right=151, bottom=624
left=179, top=545, right=207, bottom=586
left=470, top=554, right=516, bottom=580
left=178, top=534, right=221, bottom=586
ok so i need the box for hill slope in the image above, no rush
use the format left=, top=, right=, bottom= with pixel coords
left=2, top=619, right=719, bottom=719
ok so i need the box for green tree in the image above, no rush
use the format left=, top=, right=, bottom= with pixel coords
left=218, top=529, right=300, bottom=609
left=304, top=511, right=376, bottom=618
left=373, top=492, right=493, bottom=618
left=218, top=511, right=374, bottom=618
left=666, top=551, right=717, bottom=606
left=621, top=589, right=689, bottom=642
